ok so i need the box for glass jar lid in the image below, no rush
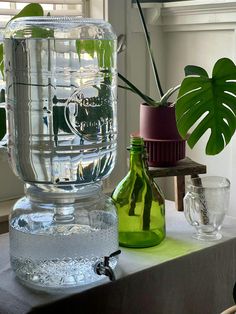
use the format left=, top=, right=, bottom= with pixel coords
left=4, top=16, right=116, bottom=40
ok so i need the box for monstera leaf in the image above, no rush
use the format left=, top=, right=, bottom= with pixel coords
left=11, top=3, right=43, bottom=20
left=176, top=58, right=236, bottom=155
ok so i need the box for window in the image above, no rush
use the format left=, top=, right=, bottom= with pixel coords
left=0, top=0, right=88, bottom=18
left=0, top=0, right=91, bottom=202
left=0, top=0, right=89, bottom=38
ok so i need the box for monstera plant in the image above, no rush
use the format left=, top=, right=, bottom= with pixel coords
left=118, top=0, right=236, bottom=158
left=176, top=58, right=236, bottom=155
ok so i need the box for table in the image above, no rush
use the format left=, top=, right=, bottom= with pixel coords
left=149, top=157, right=207, bottom=211
left=1, top=201, right=236, bottom=314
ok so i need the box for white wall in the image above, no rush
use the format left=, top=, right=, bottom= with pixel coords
left=160, top=2, right=236, bottom=216
left=108, top=0, right=236, bottom=215
left=105, top=0, right=128, bottom=191
left=107, top=1, right=171, bottom=193
left=0, top=149, right=24, bottom=200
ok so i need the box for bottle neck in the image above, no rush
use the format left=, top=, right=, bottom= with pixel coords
left=129, top=150, right=146, bottom=171
left=128, top=136, right=148, bottom=172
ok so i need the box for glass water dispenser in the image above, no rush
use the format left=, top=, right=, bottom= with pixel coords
left=4, top=16, right=119, bottom=291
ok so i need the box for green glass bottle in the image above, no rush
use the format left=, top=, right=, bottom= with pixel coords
left=112, top=136, right=166, bottom=248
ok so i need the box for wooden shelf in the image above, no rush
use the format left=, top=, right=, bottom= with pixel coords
left=148, top=157, right=207, bottom=177
left=148, top=157, right=207, bottom=211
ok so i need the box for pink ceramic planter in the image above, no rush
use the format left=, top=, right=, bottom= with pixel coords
left=139, top=103, right=186, bottom=167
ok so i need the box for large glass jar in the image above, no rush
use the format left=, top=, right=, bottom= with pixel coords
left=4, top=17, right=117, bottom=184
left=10, top=183, right=118, bottom=291
left=4, top=17, right=118, bottom=291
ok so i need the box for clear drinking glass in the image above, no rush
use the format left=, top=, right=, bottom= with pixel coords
left=184, top=176, right=230, bottom=241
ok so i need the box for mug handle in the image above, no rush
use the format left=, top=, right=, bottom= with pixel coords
left=184, top=192, right=199, bottom=227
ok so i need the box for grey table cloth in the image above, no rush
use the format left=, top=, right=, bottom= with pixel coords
left=1, top=201, right=236, bottom=314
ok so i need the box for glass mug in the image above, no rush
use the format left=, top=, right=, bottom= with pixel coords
left=184, top=176, right=230, bottom=241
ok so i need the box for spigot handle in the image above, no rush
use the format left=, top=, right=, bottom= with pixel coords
left=109, top=249, right=121, bottom=258
left=104, top=266, right=116, bottom=281
left=94, top=249, right=121, bottom=282
left=104, top=250, right=121, bottom=266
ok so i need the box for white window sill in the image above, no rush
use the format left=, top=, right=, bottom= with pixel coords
left=163, top=0, right=236, bottom=8
left=136, top=0, right=236, bottom=10
left=136, top=0, right=236, bottom=26
left=162, top=0, right=236, bottom=17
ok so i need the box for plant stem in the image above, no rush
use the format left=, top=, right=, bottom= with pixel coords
left=160, top=85, right=181, bottom=106
left=143, top=184, right=152, bottom=230
left=118, top=73, right=157, bottom=105
left=136, top=0, right=164, bottom=98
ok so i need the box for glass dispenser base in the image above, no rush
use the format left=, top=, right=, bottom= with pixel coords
left=9, top=183, right=118, bottom=291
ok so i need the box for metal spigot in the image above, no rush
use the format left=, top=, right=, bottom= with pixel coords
left=94, top=250, right=121, bottom=281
